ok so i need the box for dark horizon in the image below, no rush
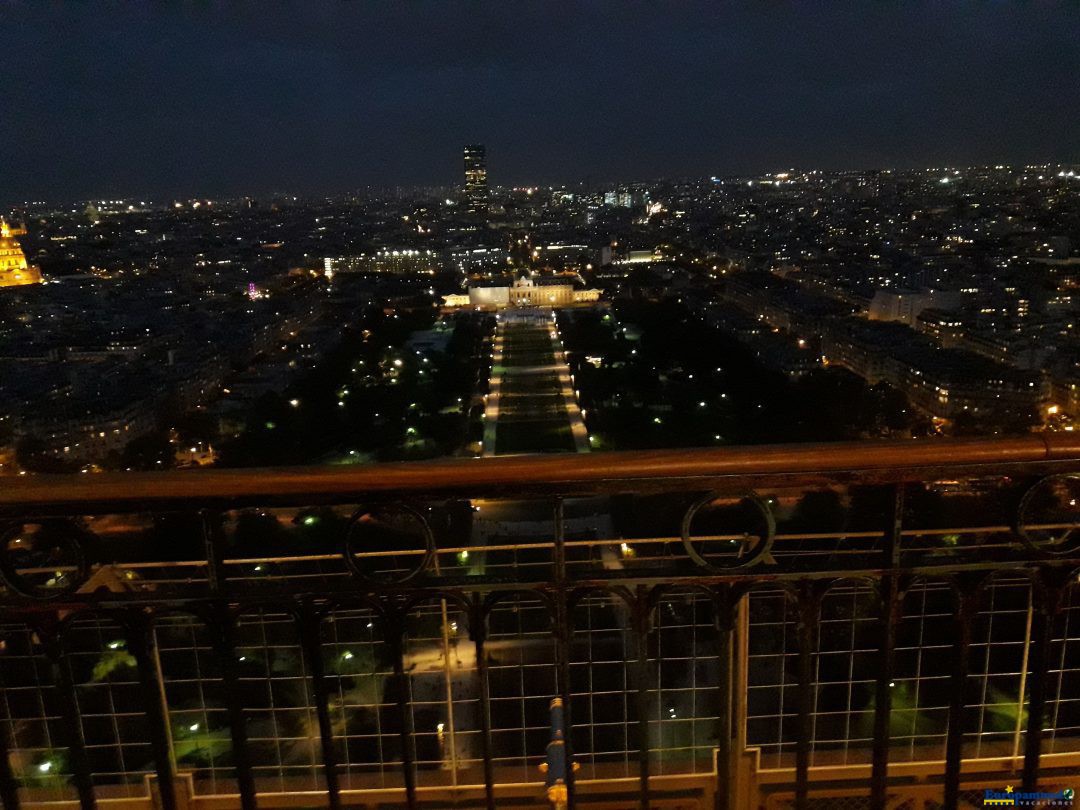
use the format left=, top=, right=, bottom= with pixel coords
left=2, top=1, right=1079, bottom=206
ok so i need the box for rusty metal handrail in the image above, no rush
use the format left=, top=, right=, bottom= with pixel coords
left=2, top=435, right=1079, bottom=510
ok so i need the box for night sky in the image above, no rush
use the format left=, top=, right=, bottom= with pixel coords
left=2, top=2, right=1079, bottom=203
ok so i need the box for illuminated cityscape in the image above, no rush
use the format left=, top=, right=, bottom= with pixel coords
left=6, top=165, right=1080, bottom=470
left=1, top=4, right=1079, bottom=810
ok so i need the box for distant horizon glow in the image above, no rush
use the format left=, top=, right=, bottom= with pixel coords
left=7, top=161, right=1080, bottom=209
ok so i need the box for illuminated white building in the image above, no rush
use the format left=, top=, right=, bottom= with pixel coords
left=444, top=276, right=601, bottom=309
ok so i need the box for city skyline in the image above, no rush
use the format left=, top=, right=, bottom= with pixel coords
left=4, top=162, right=1077, bottom=474
left=4, top=160, right=1080, bottom=210
left=2, top=2, right=1079, bottom=204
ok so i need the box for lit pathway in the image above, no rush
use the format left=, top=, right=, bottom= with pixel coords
left=550, top=320, right=591, bottom=453
left=483, top=310, right=590, bottom=456
left=481, top=331, right=502, bottom=453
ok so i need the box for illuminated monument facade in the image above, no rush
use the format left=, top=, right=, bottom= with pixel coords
left=0, top=219, right=42, bottom=287
left=444, top=275, right=601, bottom=309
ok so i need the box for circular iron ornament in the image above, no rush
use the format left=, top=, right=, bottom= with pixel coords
left=680, top=491, right=776, bottom=572
left=1013, top=474, right=1080, bottom=558
left=0, top=520, right=91, bottom=600
left=343, top=504, right=436, bottom=585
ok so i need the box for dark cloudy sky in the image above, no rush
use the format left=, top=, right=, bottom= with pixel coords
left=1, top=1, right=1078, bottom=203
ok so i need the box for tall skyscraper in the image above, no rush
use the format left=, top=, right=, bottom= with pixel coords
left=463, top=144, right=488, bottom=217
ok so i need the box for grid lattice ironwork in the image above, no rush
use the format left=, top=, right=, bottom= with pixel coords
left=1, top=437, right=1079, bottom=810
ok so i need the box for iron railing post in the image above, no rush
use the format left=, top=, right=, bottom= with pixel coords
left=202, top=514, right=257, bottom=810
left=1022, top=569, right=1065, bottom=792
left=794, top=583, right=821, bottom=810
left=211, top=607, right=257, bottom=810
left=125, top=612, right=177, bottom=810
left=871, top=484, right=904, bottom=810
left=47, top=625, right=96, bottom=810
left=0, top=702, right=20, bottom=810
left=297, top=603, right=341, bottom=810
left=470, top=596, right=496, bottom=810
left=943, top=579, right=979, bottom=810
left=713, top=585, right=738, bottom=810
left=387, top=611, right=417, bottom=810
left=552, top=499, right=577, bottom=810
left=633, top=586, right=651, bottom=810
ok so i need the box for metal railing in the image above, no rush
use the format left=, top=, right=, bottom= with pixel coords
left=1, top=435, right=1080, bottom=810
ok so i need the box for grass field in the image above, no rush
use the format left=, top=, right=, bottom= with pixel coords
left=493, top=321, right=577, bottom=454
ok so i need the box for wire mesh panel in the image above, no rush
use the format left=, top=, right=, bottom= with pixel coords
left=233, top=609, right=320, bottom=794
left=1045, top=582, right=1080, bottom=755
left=649, top=589, right=721, bottom=775
left=0, top=622, right=74, bottom=804
left=65, top=614, right=153, bottom=798
left=569, top=592, right=637, bottom=781
left=811, top=582, right=879, bottom=766
left=744, top=575, right=1070, bottom=777
left=964, top=578, right=1031, bottom=759
left=401, top=598, right=480, bottom=788
left=484, top=594, right=557, bottom=786
left=890, top=581, right=953, bottom=762
left=746, top=588, right=800, bottom=769
left=154, top=612, right=236, bottom=795
left=319, top=607, right=398, bottom=791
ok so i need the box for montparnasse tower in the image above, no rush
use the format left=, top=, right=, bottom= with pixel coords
left=0, top=218, right=42, bottom=287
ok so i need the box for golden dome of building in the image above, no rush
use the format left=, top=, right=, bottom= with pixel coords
left=0, top=218, right=42, bottom=287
